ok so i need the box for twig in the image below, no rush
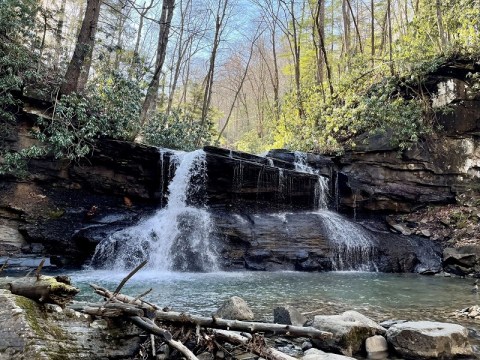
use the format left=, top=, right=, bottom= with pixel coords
left=131, top=288, right=153, bottom=304
left=35, top=258, right=46, bottom=280
left=0, top=258, right=9, bottom=274
left=113, top=260, right=148, bottom=296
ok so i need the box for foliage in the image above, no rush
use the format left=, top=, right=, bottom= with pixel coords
left=143, top=111, right=216, bottom=151
left=34, top=71, right=143, bottom=161
left=94, top=71, right=143, bottom=141
left=0, top=0, right=39, bottom=175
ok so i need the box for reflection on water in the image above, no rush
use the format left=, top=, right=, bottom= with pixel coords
left=69, top=270, right=480, bottom=326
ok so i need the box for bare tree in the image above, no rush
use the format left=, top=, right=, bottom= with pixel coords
left=139, top=0, right=175, bottom=125
left=197, top=0, right=231, bottom=146
left=217, top=29, right=262, bottom=142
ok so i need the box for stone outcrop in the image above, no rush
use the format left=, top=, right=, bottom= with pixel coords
left=443, top=246, right=480, bottom=277
left=311, top=311, right=386, bottom=356
left=1, top=60, right=479, bottom=271
left=332, top=61, right=480, bottom=214
left=386, top=321, right=473, bottom=359
left=0, top=289, right=141, bottom=359
left=213, top=210, right=442, bottom=273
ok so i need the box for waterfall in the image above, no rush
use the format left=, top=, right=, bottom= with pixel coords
left=293, top=151, right=329, bottom=209
left=293, top=151, right=377, bottom=270
left=315, top=210, right=378, bottom=271
left=91, top=150, right=218, bottom=272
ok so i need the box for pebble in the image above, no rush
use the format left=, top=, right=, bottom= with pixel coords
left=301, top=341, right=313, bottom=351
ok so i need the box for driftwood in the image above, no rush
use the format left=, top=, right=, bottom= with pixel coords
left=87, top=265, right=199, bottom=360
left=90, top=283, right=159, bottom=312
left=78, top=265, right=333, bottom=360
left=154, top=310, right=332, bottom=340
left=8, top=275, right=79, bottom=307
left=213, top=329, right=297, bottom=360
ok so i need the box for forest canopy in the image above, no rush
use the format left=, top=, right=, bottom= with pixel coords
left=0, top=0, right=479, bottom=173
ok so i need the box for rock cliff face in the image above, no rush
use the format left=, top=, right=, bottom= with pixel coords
left=0, top=59, right=478, bottom=273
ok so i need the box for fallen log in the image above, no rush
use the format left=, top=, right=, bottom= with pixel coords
left=130, top=316, right=199, bottom=360
left=83, top=303, right=145, bottom=317
left=90, top=283, right=159, bottom=312
left=8, top=275, right=79, bottom=307
left=213, top=329, right=297, bottom=360
left=154, top=310, right=332, bottom=340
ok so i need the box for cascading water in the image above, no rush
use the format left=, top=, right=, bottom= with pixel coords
left=91, top=150, right=218, bottom=272
left=315, top=211, right=378, bottom=271
left=293, top=151, right=378, bottom=271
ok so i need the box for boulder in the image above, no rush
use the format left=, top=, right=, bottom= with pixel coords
left=273, top=305, right=307, bottom=327
left=365, top=335, right=388, bottom=359
left=311, top=311, right=386, bottom=356
left=386, top=321, right=473, bottom=359
left=302, top=348, right=355, bottom=360
left=443, top=246, right=480, bottom=276
left=214, top=296, right=254, bottom=320
left=0, top=289, right=141, bottom=359
left=379, top=319, right=407, bottom=329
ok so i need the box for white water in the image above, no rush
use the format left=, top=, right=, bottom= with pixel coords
left=293, top=151, right=329, bottom=210
left=292, top=151, right=377, bottom=271
left=91, top=150, right=218, bottom=272
left=315, top=210, right=378, bottom=271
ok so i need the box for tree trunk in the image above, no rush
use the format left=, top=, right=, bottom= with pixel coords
left=60, top=0, right=102, bottom=95
left=8, top=275, right=79, bottom=307
left=370, top=0, right=374, bottom=65
left=342, top=0, right=351, bottom=62
left=139, top=0, right=175, bottom=125
left=387, top=0, right=394, bottom=76
left=315, top=0, right=333, bottom=95
left=435, top=0, right=447, bottom=51
left=166, top=0, right=192, bottom=115
left=197, top=0, right=229, bottom=146
left=345, top=0, right=363, bottom=54
left=54, top=0, right=67, bottom=68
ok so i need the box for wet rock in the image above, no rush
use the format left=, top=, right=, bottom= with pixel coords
left=301, top=341, right=313, bottom=351
left=386, top=321, right=473, bottom=359
left=365, top=335, right=388, bottom=358
left=454, top=305, right=480, bottom=319
left=273, top=305, right=307, bottom=327
left=311, top=311, right=386, bottom=356
left=214, top=296, right=254, bottom=320
left=302, top=348, right=355, bottom=360
left=379, top=320, right=407, bottom=329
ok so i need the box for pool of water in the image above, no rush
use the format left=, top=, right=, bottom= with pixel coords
left=67, top=270, right=479, bottom=324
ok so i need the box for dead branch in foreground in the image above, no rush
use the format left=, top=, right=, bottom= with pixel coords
left=72, top=262, right=332, bottom=360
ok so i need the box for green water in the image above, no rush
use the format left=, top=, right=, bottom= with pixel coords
left=68, top=270, right=479, bottom=325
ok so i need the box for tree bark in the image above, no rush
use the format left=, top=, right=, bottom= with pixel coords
left=60, top=0, right=102, bottom=95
